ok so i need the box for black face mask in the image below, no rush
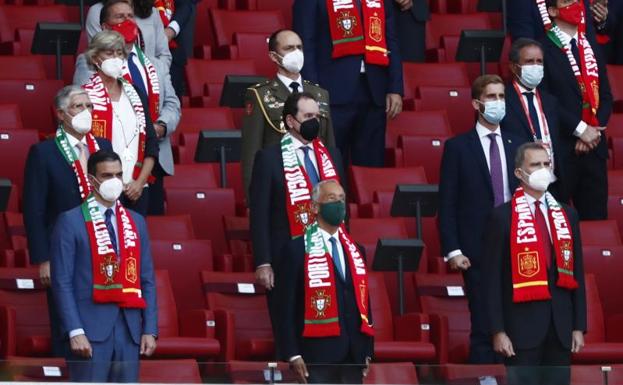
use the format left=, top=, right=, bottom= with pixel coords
left=298, top=118, right=320, bottom=141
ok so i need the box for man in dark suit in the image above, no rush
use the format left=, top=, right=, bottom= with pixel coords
left=502, top=38, right=567, bottom=202
left=23, top=85, right=113, bottom=357
left=393, top=0, right=430, bottom=62
left=51, top=150, right=157, bottom=382
left=483, top=142, right=586, bottom=385
left=540, top=0, right=613, bottom=220
left=439, top=75, right=521, bottom=364
left=293, top=0, right=403, bottom=167
left=249, top=92, right=344, bottom=355
left=163, top=0, right=196, bottom=97
left=278, top=179, right=373, bottom=384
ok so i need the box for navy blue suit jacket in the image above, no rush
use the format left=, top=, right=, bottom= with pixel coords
left=277, top=236, right=373, bottom=364
left=293, top=0, right=404, bottom=106
left=23, top=136, right=113, bottom=265
left=438, top=128, right=522, bottom=266
left=50, top=205, right=158, bottom=344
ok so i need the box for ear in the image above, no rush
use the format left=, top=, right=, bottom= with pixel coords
left=311, top=201, right=319, bottom=215
left=286, top=114, right=296, bottom=130
left=56, top=109, right=65, bottom=123
left=514, top=168, right=523, bottom=181
left=509, top=62, right=520, bottom=77
left=268, top=51, right=280, bottom=65
left=547, top=6, right=558, bottom=18
left=471, top=99, right=481, bottom=112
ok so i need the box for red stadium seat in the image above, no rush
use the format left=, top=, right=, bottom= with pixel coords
left=399, top=135, right=448, bottom=184
left=579, top=220, right=621, bottom=246
left=178, top=107, right=237, bottom=133
left=437, top=364, right=506, bottom=384
left=223, top=216, right=252, bottom=271
left=0, top=56, right=46, bottom=80
left=414, top=273, right=469, bottom=363
left=3, top=357, right=68, bottom=381
left=185, top=59, right=257, bottom=106
left=607, top=196, right=623, bottom=237
left=231, top=32, right=274, bottom=77
left=0, top=80, right=64, bottom=130
left=151, top=239, right=214, bottom=313
left=582, top=246, right=623, bottom=322
left=226, top=360, right=297, bottom=383
left=416, top=85, right=475, bottom=135
left=210, top=9, right=285, bottom=52
left=237, top=0, right=294, bottom=26
left=0, top=5, right=73, bottom=43
left=607, top=65, right=623, bottom=111
left=192, top=0, right=217, bottom=58
left=201, top=271, right=273, bottom=361
left=165, top=188, right=236, bottom=257
left=386, top=110, right=452, bottom=149
left=0, top=129, right=39, bottom=190
left=146, top=214, right=195, bottom=240
left=608, top=113, right=623, bottom=138
left=163, top=164, right=219, bottom=190
left=403, top=63, right=470, bottom=102
left=571, top=365, right=623, bottom=385
left=0, top=267, right=50, bottom=357
left=152, top=270, right=221, bottom=359
left=439, top=35, right=508, bottom=82
left=0, top=104, right=23, bottom=129
left=139, top=359, right=202, bottom=383
left=364, top=362, right=419, bottom=384
left=350, top=166, right=428, bottom=205
left=426, top=13, right=493, bottom=49
left=611, top=137, right=623, bottom=170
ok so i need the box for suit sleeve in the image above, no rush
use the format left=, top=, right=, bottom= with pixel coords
left=72, top=54, right=95, bottom=87
left=241, top=88, right=266, bottom=201
left=411, top=0, right=430, bottom=22
left=568, top=207, right=587, bottom=331
left=171, top=0, right=193, bottom=31
left=155, top=63, right=181, bottom=137
left=482, top=208, right=507, bottom=334
left=384, top=0, right=404, bottom=95
left=136, top=214, right=158, bottom=335
left=276, top=241, right=302, bottom=360
left=438, top=139, right=462, bottom=256
left=135, top=85, right=160, bottom=160
left=50, top=212, right=83, bottom=335
left=293, top=0, right=319, bottom=83
left=507, top=1, right=537, bottom=40
left=23, top=145, right=50, bottom=264
left=152, top=11, right=173, bottom=70
left=249, top=150, right=273, bottom=267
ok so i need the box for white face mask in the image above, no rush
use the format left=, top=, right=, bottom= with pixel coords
left=100, top=57, right=125, bottom=79
left=480, top=99, right=506, bottom=125
left=522, top=167, right=553, bottom=192
left=520, top=64, right=544, bottom=89
left=279, top=49, right=304, bottom=74
left=69, top=109, right=92, bottom=134
left=95, top=177, right=124, bottom=202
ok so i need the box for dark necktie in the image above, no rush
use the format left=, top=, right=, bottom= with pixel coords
left=534, top=201, right=552, bottom=268
left=329, top=237, right=345, bottom=280
left=301, top=146, right=320, bottom=186
left=128, top=52, right=147, bottom=97
left=488, top=133, right=504, bottom=207
left=570, top=38, right=581, bottom=65
left=290, top=81, right=300, bottom=94
left=105, top=208, right=119, bottom=254
left=522, top=92, right=542, bottom=140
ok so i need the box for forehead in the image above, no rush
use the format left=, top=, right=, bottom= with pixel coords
left=96, top=160, right=122, bottom=174
left=320, top=181, right=344, bottom=197
left=297, top=98, right=319, bottom=113
left=519, top=45, right=543, bottom=58
left=110, top=2, right=132, bottom=14
left=277, top=31, right=302, bottom=47
left=483, top=83, right=504, bottom=95
left=70, top=93, right=89, bottom=105
left=524, top=148, right=549, bottom=163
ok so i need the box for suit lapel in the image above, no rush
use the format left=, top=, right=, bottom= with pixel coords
left=468, top=129, right=494, bottom=198
left=508, top=85, right=533, bottom=137
left=545, top=38, right=581, bottom=99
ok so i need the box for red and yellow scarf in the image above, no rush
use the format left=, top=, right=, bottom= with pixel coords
left=510, top=187, right=578, bottom=303
left=82, top=195, right=145, bottom=308
left=155, top=0, right=177, bottom=49
left=303, top=223, right=374, bottom=337
left=281, top=132, right=340, bottom=239
left=54, top=127, right=100, bottom=200
left=326, top=0, right=389, bottom=66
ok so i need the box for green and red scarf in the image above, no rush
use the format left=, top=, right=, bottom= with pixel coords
left=82, top=194, right=145, bottom=308
left=54, top=127, right=100, bottom=200
left=326, top=0, right=389, bottom=66
left=510, top=187, right=578, bottom=303
left=303, top=222, right=374, bottom=337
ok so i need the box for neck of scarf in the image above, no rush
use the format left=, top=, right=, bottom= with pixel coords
left=54, top=127, right=100, bottom=201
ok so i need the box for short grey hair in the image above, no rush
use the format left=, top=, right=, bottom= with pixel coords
left=514, top=142, right=549, bottom=168
left=55, top=85, right=89, bottom=111
left=311, top=180, right=340, bottom=203
left=84, top=30, right=128, bottom=68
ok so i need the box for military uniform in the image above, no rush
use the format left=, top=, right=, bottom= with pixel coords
left=241, top=78, right=336, bottom=199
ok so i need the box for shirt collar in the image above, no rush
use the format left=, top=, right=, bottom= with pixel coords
left=517, top=82, right=534, bottom=94
left=524, top=191, right=546, bottom=208
left=476, top=121, right=501, bottom=138
left=290, top=132, right=314, bottom=151
left=65, top=130, right=87, bottom=149
left=319, top=227, right=339, bottom=244
left=559, top=28, right=579, bottom=47
left=97, top=200, right=117, bottom=217
left=277, top=73, right=303, bottom=92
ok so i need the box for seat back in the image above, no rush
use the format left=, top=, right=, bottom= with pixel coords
left=0, top=129, right=39, bottom=191
left=146, top=214, right=195, bottom=240
left=386, top=110, right=451, bottom=149
left=226, top=360, right=297, bottom=384
left=178, top=107, right=236, bottom=133
left=399, top=135, right=448, bottom=184
left=210, top=9, right=285, bottom=48
left=155, top=270, right=180, bottom=338
left=579, top=220, right=621, bottom=246
left=608, top=65, right=623, bottom=104
left=583, top=274, right=605, bottom=343
left=608, top=170, right=623, bottom=195
left=0, top=5, right=72, bottom=42
left=582, top=246, right=623, bottom=320
left=368, top=272, right=394, bottom=342
left=3, top=357, right=68, bottom=381
left=163, top=164, right=219, bottom=190
left=0, top=80, right=63, bottom=130
left=185, top=59, right=257, bottom=98
left=404, top=63, right=470, bottom=90
left=349, top=218, right=410, bottom=263
left=350, top=166, right=427, bottom=205
left=417, top=86, right=474, bottom=135
left=0, top=56, right=47, bottom=80
left=0, top=104, right=23, bottom=129
left=139, top=359, right=202, bottom=383
left=364, top=362, right=419, bottom=384
left=233, top=32, right=274, bottom=77
left=426, top=13, right=492, bottom=49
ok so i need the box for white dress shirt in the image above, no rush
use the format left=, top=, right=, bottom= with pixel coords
left=517, top=83, right=548, bottom=141
left=65, top=131, right=89, bottom=159
left=558, top=29, right=588, bottom=137
left=277, top=73, right=303, bottom=93
left=320, top=227, right=346, bottom=280
left=525, top=192, right=552, bottom=241
left=111, top=92, right=140, bottom=184
left=290, top=134, right=319, bottom=174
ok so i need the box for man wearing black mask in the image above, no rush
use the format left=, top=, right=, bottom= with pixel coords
left=249, top=92, right=344, bottom=358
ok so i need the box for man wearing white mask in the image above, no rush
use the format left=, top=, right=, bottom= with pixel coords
left=483, top=142, right=586, bottom=385
left=241, top=29, right=335, bottom=199
left=501, top=38, right=567, bottom=203
left=439, top=75, right=523, bottom=365
left=23, top=85, right=114, bottom=357
left=50, top=149, right=157, bottom=382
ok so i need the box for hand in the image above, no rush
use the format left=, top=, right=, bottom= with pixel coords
left=571, top=330, right=585, bottom=353
left=449, top=254, right=471, bottom=271
left=140, top=334, right=157, bottom=356
left=70, top=334, right=93, bottom=358
left=395, top=0, right=413, bottom=11
left=580, top=126, right=601, bottom=149
left=290, top=357, right=309, bottom=384
left=362, top=356, right=372, bottom=378
left=493, top=332, right=515, bottom=358
left=591, top=1, right=608, bottom=24
left=164, top=27, right=176, bottom=41
left=575, top=139, right=591, bottom=155
left=154, top=123, right=166, bottom=139
left=255, top=265, right=274, bottom=290
left=386, top=93, right=403, bottom=119
left=124, top=180, right=145, bottom=202
left=39, top=261, right=51, bottom=288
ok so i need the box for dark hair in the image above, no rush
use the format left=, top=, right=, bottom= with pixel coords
left=282, top=92, right=317, bottom=129
left=268, top=29, right=288, bottom=52
left=132, top=0, right=154, bottom=19
left=514, top=142, right=549, bottom=168
left=509, top=38, right=543, bottom=63
left=87, top=150, right=122, bottom=176
left=545, top=0, right=558, bottom=8
left=471, top=74, right=504, bottom=100
left=100, top=0, right=132, bottom=25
